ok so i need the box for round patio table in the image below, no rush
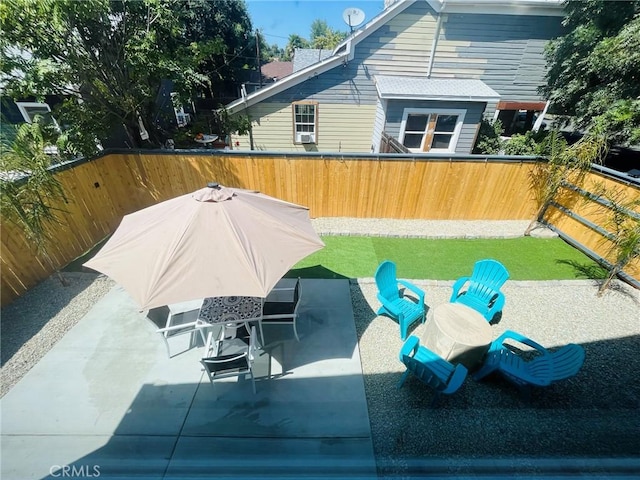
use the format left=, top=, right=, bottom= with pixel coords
left=198, top=296, right=264, bottom=350
left=422, top=303, right=493, bottom=370
left=198, top=296, right=263, bottom=325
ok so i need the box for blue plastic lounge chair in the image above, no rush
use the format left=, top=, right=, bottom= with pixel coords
left=450, top=259, right=509, bottom=322
left=375, top=260, right=425, bottom=340
left=398, top=336, right=468, bottom=404
left=473, top=330, right=586, bottom=389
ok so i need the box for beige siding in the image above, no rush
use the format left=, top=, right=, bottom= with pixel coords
left=358, top=7, right=439, bottom=76
left=233, top=103, right=377, bottom=153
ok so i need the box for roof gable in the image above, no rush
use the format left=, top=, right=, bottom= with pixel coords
left=226, top=0, right=563, bottom=113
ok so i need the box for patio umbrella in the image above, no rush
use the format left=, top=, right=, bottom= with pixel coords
left=83, top=183, right=325, bottom=310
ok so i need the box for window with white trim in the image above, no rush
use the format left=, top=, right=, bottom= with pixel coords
left=16, top=102, right=59, bottom=128
left=399, top=109, right=465, bottom=153
left=170, top=92, right=191, bottom=127
left=292, top=102, right=317, bottom=144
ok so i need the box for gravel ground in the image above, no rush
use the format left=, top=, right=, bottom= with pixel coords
left=2, top=218, right=638, bottom=476
left=0, top=272, right=114, bottom=397
left=352, top=278, right=640, bottom=475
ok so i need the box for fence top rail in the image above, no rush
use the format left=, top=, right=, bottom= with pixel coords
left=4, top=148, right=638, bottom=187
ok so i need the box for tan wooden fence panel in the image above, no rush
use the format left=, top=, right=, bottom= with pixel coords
left=544, top=171, right=640, bottom=279
left=1, top=151, right=637, bottom=306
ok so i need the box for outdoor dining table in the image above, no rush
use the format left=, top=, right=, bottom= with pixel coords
left=421, top=302, right=493, bottom=370
left=197, top=295, right=264, bottom=351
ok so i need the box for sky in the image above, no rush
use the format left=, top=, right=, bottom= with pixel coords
left=246, top=0, right=387, bottom=48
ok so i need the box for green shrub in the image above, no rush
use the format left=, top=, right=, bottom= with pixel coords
left=472, top=119, right=504, bottom=154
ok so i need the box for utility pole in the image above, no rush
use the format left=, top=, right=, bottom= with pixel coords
left=256, top=29, right=262, bottom=89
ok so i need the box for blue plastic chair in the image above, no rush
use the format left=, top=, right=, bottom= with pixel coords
left=473, top=330, right=586, bottom=389
left=450, top=259, right=509, bottom=322
left=375, top=260, right=425, bottom=340
left=398, top=336, right=468, bottom=404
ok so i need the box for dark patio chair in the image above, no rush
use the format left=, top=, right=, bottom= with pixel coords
left=201, top=324, right=258, bottom=394
left=261, top=278, right=302, bottom=342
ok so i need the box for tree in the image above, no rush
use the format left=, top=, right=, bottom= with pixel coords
left=541, top=1, right=640, bottom=145
left=310, top=19, right=348, bottom=49
left=181, top=0, right=256, bottom=100
left=261, top=43, right=285, bottom=62
left=283, top=34, right=310, bottom=61
left=0, top=0, right=256, bottom=153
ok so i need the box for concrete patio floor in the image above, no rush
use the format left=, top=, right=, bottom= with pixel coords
left=1, top=278, right=377, bottom=480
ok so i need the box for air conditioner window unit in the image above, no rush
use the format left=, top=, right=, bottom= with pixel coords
left=297, top=132, right=315, bottom=143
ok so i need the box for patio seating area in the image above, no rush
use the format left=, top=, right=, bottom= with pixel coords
left=353, top=278, right=640, bottom=477
left=1, top=279, right=376, bottom=479
left=1, top=270, right=639, bottom=478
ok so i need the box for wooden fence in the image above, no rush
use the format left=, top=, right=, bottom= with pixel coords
left=1, top=150, right=638, bottom=305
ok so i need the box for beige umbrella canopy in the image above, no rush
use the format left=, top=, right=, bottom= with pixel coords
left=84, top=183, right=325, bottom=310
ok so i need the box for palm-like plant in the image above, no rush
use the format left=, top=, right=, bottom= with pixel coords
left=1, top=117, right=68, bottom=283
left=525, top=129, right=608, bottom=235
left=594, top=185, right=640, bottom=296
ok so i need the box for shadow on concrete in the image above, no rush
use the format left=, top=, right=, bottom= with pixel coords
left=285, top=264, right=349, bottom=280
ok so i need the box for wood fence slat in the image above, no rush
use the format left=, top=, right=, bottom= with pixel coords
left=1, top=152, right=638, bottom=305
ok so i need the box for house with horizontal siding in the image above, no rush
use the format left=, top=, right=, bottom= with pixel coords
left=226, top=0, right=564, bottom=154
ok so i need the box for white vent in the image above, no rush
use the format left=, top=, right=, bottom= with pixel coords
left=296, top=132, right=315, bottom=144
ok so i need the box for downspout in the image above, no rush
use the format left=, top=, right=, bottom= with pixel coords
left=241, top=84, right=254, bottom=151
left=533, top=100, right=550, bottom=132
left=427, top=6, right=444, bottom=78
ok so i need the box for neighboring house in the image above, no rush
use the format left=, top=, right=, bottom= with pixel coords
left=2, top=81, right=193, bottom=149
left=262, top=61, right=294, bottom=82
left=0, top=96, right=63, bottom=154
left=226, top=0, right=564, bottom=153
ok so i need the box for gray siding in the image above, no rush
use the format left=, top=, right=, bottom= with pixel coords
left=434, top=13, right=564, bottom=102
left=267, top=1, right=437, bottom=106
left=266, top=2, right=562, bottom=107
left=384, top=100, right=485, bottom=154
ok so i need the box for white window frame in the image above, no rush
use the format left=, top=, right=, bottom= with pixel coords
left=292, top=101, right=318, bottom=144
left=15, top=102, right=60, bottom=130
left=398, top=108, right=466, bottom=153
left=170, top=92, right=191, bottom=127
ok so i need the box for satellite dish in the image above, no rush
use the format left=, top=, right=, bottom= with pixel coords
left=343, top=7, right=365, bottom=31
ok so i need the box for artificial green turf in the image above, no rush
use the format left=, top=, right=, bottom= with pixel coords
left=287, top=235, right=607, bottom=280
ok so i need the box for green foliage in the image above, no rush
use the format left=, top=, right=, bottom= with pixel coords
left=0, top=118, right=67, bottom=249
left=591, top=184, right=640, bottom=295
left=525, top=128, right=607, bottom=235
left=283, top=34, right=310, bottom=61
left=309, top=20, right=348, bottom=49
left=503, top=132, right=539, bottom=156
left=0, top=0, right=256, bottom=152
left=541, top=1, right=640, bottom=145
left=261, top=42, right=285, bottom=62
left=282, top=19, right=348, bottom=60
left=472, top=119, right=504, bottom=154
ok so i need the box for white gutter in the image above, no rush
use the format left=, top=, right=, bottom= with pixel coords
left=380, top=94, right=500, bottom=102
